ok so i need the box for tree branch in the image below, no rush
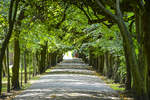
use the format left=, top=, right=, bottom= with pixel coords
left=77, top=5, right=92, bottom=23
left=88, top=18, right=107, bottom=24
left=102, top=22, right=114, bottom=28
left=116, top=0, right=123, bottom=18
left=55, top=5, right=69, bottom=28
left=129, top=20, right=135, bottom=33
left=8, top=0, right=14, bottom=25
left=95, top=0, right=119, bottom=22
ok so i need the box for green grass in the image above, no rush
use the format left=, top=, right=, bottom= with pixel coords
left=94, top=71, right=125, bottom=92
left=21, top=82, right=32, bottom=90
left=2, top=83, right=7, bottom=93
left=2, top=74, right=40, bottom=93
left=2, top=67, right=52, bottom=93
left=110, top=83, right=125, bottom=91
left=45, top=68, right=52, bottom=73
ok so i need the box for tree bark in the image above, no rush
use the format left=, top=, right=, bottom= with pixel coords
left=6, top=47, right=10, bottom=92
left=103, top=52, right=108, bottom=75
left=3, top=54, right=7, bottom=77
left=36, top=51, right=40, bottom=74
left=49, top=54, right=52, bottom=67
left=123, top=40, right=131, bottom=90
left=24, top=50, right=27, bottom=83
left=0, top=0, right=19, bottom=95
left=118, top=14, right=148, bottom=100
left=95, top=0, right=148, bottom=99
left=11, top=8, right=25, bottom=89
left=107, top=54, right=113, bottom=78
left=33, top=53, right=36, bottom=77
left=99, top=55, right=104, bottom=73
left=28, top=53, right=31, bottom=80
left=142, top=2, right=150, bottom=99
left=12, top=31, right=20, bottom=90
left=39, top=42, right=47, bottom=74
left=21, top=54, right=23, bottom=87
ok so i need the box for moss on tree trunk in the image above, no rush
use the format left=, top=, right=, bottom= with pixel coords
left=11, top=32, right=20, bottom=90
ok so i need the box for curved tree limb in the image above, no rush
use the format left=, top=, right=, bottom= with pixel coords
left=56, top=4, right=69, bottom=28
left=95, top=0, right=119, bottom=23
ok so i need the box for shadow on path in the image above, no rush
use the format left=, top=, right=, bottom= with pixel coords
left=13, top=58, right=120, bottom=100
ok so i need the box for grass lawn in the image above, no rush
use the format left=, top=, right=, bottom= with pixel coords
left=1, top=67, right=52, bottom=99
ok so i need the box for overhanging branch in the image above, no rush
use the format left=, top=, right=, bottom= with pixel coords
left=55, top=5, right=69, bottom=28
left=95, top=0, right=119, bottom=23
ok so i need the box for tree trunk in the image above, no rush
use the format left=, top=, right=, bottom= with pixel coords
left=123, top=41, right=131, bottom=90
left=33, top=53, right=36, bottom=77
left=28, top=53, right=31, bottom=80
left=36, top=51, right=40, bottom=74
left=39, top=48, right=45, bottom=74
left=39, top=42, right=47, bottom=74
left=11, top=7, right=25, bottom=89
left=95, top=0, right=148, bottom=98
left=49, top=54, right=52, bottom=67
left=118, top=20, right=148, bottom=99
left=89, top=49, right=92, bottom=66
left=103, top=52, right=108, bottom=75
left=24, top=50, right=27, bottom=83
left=142, top=2, right=150, bottom=99
left=107, top=54, right=113, bottom=78
left=6, top=47, right=10, bottom=92
left=99, top=55, right=104, bottom=73
left=0, top=0, right=19, bottom=95
left=12, top=31, right=20, bottom=90
left=3, top=54, right=7, bottom=77
left=97, top=55, right=100, bottom=72
left=115, top=1, right=147, bottom=98
left=51, top=52, right=57, bottom=66
left=21, top=54, right=23, bottom=87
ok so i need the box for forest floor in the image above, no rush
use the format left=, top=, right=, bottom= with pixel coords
left=12, top=58, right=123, bottom=100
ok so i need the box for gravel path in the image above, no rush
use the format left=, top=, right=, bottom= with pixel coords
left=13, top=58, right=120, bottom=100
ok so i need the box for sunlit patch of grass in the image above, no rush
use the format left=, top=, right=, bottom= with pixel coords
left=2, top=83, right=7, bottom=93
left=110, top=84, right=125, bottom=91
left=92, top=70, right=128, bottom=99
left=30, top=75, right=40, bottom=80
left=1, top=67, right=53, bottom=99
left=21, top=83, right=32, bottom=90
left=41, top=67, right=55, bottom=75
left=93, top=69, right=125, bottom=92
left=45, top=68, right=52, bottom=73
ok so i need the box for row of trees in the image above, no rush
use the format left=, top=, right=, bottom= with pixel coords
left=78, top=23, right=126, bottom=84
left=1, top=0, right=150, bottom=99
left=0, top=0, right=69, bottom=96
left=59, top=0, right=150, bottom=99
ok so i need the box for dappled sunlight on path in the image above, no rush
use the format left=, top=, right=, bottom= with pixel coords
left=13, top=58, right=120, bottom=100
